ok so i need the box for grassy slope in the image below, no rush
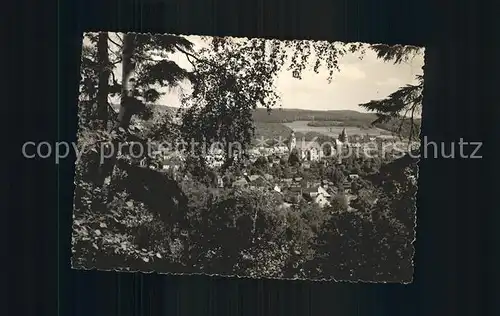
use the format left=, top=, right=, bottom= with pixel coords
left=251, top=108, right=421, bottom=139
left=251, top=108, right=379, bottom=123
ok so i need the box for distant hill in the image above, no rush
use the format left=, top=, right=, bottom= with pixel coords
left=251, top=108, right=421, bottom=138
left=375, top=117, right=422, bottom=138
left=112, top=104, right=380, bottom=125
left=251, top=108, right=379, bottom=124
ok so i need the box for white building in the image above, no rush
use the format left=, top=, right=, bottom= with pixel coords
left=288, top=131, right=297, bottom=152
left=217, top=176, right=224, bottom=188
left=286, top=130, right=353, bottom=163
left=315, top=193, right=331, bottom=208
left=247, top=148, right=261, bottom=156
left=293, top=138, right=324, bottom=162
left=297, top=144, right=321, bottom=161
left=274, top=145, right=289, bottom=154
left=317, top=186, right=331, bottom=198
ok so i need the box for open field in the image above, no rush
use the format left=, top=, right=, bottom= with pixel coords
left=251, top=108, right=379, bottom=123
left=250, top=108, right=420, bottom=139
left=250, top=108, right=394, bottom=142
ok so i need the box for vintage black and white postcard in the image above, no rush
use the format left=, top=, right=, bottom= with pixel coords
left=72, top=32, right=424, bottom=283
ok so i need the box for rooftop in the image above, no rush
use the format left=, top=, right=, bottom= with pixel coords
left=303, top=186, right=320, bottom=193
left=289, top=186, right=302, bottom=192
left=295, top=141, right=322, bottom=150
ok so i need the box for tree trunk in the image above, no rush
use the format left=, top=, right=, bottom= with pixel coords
left=116, top=33, right=136, bottom=130
left=89, top=33, right=111, bottom=191
left=96, top=32, right=110, bottom=130
left=96, top=33, right=136, bottom=190
left=97, top=34, right=138, bottom=192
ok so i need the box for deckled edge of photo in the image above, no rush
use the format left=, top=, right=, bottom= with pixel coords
left=71, top=31, right=423, bottom=284
left=409, top=45, right=425, bottom=285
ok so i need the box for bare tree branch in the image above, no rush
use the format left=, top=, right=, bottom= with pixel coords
left=174, top=44, right=225, bottom=70
left=116, top=33, right=124, bottom=44
left=108, top=35, right=123, bottom=49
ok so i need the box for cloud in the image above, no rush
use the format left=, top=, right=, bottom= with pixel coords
left=338, top=64, right=366, bottom=80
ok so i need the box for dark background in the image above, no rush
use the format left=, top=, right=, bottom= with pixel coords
left=10, top=0, right=496, bottom=315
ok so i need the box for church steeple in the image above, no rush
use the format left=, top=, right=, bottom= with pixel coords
left=339, top=128, right=348, bottom=143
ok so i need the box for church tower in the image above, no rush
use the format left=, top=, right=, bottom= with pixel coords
left=336, top=128, right=349, bottom=165
left=288, top=131, right=296, bottom=151
left=335, top=139, right=343, bottom=164
left=338, top=128, right=348, bottom=143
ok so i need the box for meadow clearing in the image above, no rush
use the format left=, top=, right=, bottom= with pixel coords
left=282, top=121, right=390, bottom=137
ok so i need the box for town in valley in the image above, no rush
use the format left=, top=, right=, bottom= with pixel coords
left=136, top=112, right=419, bottom=212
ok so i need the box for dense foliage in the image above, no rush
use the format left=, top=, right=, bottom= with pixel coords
left=73, top=151, right=417, bottom=281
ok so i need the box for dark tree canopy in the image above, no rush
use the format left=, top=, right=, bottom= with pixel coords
left=359, top=44, right=424, bottom=140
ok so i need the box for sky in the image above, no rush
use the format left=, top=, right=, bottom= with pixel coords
left=84, top=33, right=425, bottom=113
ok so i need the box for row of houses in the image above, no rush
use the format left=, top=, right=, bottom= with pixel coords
left=139, top=150, right=368, bottom=210
left=231, top=174, right=334, bottom=208
left=151, top=137, right=401, bottom=172
left=230, top=171, right=361, bottom=208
